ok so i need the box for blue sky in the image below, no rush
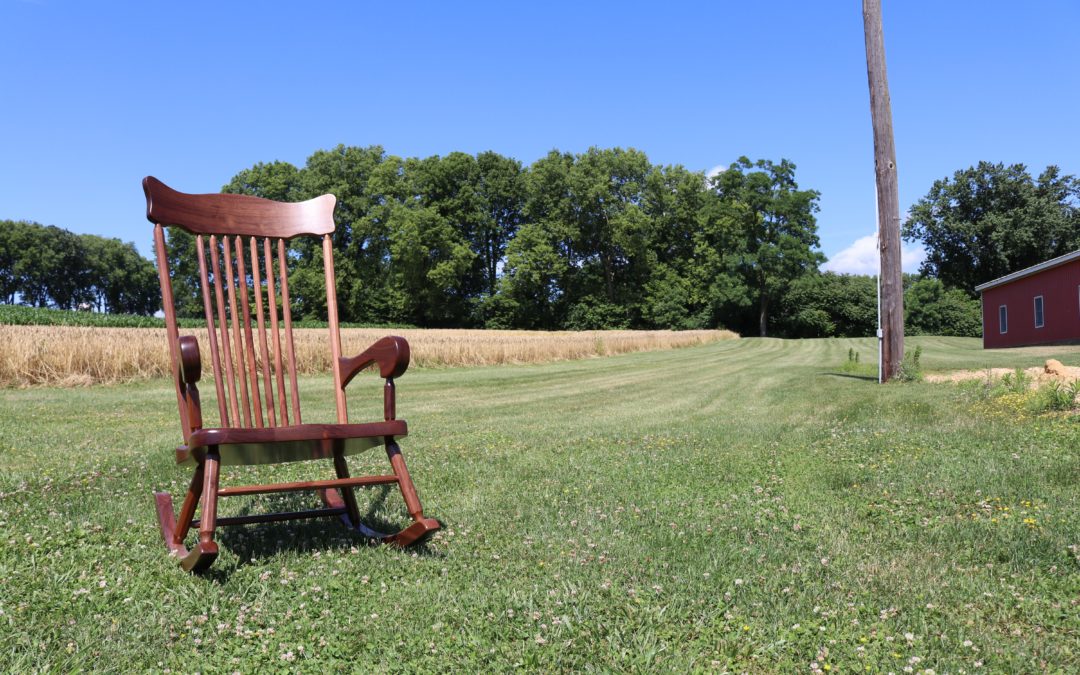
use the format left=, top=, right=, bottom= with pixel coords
left=2, top=1, right=1078, bottom=274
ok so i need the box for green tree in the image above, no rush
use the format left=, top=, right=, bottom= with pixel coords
left=162, top=228, right=204, bottom=319
left=223, top=159, right=319, bottom=320
left=712, top=157, right=823, bottom=336
left=1, top=221, right=157, bottom=313
left=641, top=165, right=743, bottom=329
left=565, top=147, right=654, bottom=325
left=496, top=150, right=576, bottom=329
left=474, top=152, right=525, bottom=298
left=387, top=157, right=476, bottom=326
left=777, top=272, right=877, bottom=338
left=80, top=235, right=159, bottom=314
left=12, top=225, right=86, bottom=309
left=903, top=162, right=1080, bottom=294
left=407, top=152, right=487, bottom=321
left=223, top=160, right=305, bottom=201
left=300, top=146, right=397, bottom=322
left=0, top=220, right=33, bottom=304
left=904, top=276, right=981, bottom=337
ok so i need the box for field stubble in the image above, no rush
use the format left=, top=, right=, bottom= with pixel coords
left=0, top=325, right=736, bottom=387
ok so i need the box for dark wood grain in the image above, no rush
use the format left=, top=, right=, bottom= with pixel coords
left=178, top=336, right=203, bottom=432
left=234, top=236, right=264, bottom=427
left=384, top=379, right=396, bottom=421
left=323, top=235, right=349, bottom=424
left=263, top=237, right=289, bottom=423
left=146, top=177, right=440, bottom=572
left=178, top=335, right=201, bottom=385
left=278, top=238, right=302, bottom=425
left=223, top=236, right=253, bottom=426
left=249, top=236, right=277, bottom=426
left=195, top=235, right=229, bottom=425
left=218, top=474, right=398, bottom=497
left=172, top=460, right=205, bottom=546
left=153, top=223, right=188, bottom=439
left=175, top=420, right=408, bottom=466
left=143, top=176, right=335, bottom=239
left=188, top=420, right=407, bottom=450
left=339, top=336, right=411, bottom=385
left=209, top=236, right=241, bottom=426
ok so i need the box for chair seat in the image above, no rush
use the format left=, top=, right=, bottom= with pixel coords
left=178, top=420, right=408, bottom=466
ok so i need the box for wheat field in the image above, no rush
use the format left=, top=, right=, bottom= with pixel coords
left=0, top=325, right=737, bottom=387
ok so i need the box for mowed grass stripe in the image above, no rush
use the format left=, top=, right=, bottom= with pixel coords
left=0, top=337, right=1077, bottom=672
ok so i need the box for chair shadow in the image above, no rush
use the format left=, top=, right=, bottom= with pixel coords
left=205, top=486, right=444, bottom=580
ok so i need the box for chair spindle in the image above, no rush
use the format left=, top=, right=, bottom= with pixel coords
left=278, top=238, right=302, bottom=425
left=223, top=236, right=253, bottom=427
left=263, top=237, right=289, bottom=424
left=250, top=237, right=278, bottom=426
left=236, top=236, right=265, bottom=428
left=209, top=235, right=241, bottom=427
left=195, top=235, right=229, bottom=426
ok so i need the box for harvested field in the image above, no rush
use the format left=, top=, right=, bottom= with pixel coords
left=0, top=325, right=737, bottom=387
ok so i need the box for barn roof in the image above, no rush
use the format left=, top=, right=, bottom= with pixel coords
left=974, top=249, right=1080, bottom=293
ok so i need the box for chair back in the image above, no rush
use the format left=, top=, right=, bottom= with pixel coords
left=144, top=177, right=350, bottom=439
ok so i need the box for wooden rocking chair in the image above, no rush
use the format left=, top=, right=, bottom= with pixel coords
left=144, top=176, right=440, bottom=572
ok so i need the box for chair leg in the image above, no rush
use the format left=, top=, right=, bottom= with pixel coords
left=181, top=449, right=220, bottom=573
left=153, top=460, right=204, bottom=559
left=332, top=451, right=363, bottom=527
left=384, top=439, right=440, bottom=547
left=326, top=450, right=400, bottom=540
left=173, top=461, right=205, bottom=547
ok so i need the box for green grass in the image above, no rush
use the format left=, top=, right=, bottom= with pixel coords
left=1, top=336, right=1077, bottom=672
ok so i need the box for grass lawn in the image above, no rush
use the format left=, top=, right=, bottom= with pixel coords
left=1, top=336, right=1078, bottom=672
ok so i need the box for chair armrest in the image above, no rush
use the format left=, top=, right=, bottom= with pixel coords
left=177, top=335, right=203, bottom=433
left=339, top=336, right=410, bottom=387
left=178, top=335, right=201, bottom=385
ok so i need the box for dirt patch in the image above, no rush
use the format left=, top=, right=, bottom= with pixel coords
left=925, top=359, right=1080, bottom=386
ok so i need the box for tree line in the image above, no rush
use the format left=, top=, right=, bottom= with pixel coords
left=0, top=220, right=158, bottom=314
left=778, top=161, right=1079, bottom=340
left=4, top=151, right=1075, bottom=339
left=166, top=146, right=822, bottom=336
left=779, top=272, right=982, bottom=338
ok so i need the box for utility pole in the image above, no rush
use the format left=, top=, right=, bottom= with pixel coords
left=863, top=0, right=904, bottom=382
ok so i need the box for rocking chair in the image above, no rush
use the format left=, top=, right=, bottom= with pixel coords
left=144, top=176, right=440, bottom=572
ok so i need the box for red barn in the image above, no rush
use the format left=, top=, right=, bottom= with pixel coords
left=975, top=250, right=1080, bottom=348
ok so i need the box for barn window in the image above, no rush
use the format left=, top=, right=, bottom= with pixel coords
left=1034, top=296, right=1044, bottom=328
left=999, top=305, right=1008, bottom=334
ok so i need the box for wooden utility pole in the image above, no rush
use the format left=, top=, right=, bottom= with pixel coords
left=863, top=0, right=904, bottom=382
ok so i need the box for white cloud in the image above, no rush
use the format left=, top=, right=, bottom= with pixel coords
left=705, top=164, right=726, bottom=180
left=823, top=232, right=926, bottom=275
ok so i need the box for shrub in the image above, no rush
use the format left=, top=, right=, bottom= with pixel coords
left=892, top=345, right=923, bottom=382
left=999, top=368, right=1031, bottom=395
left=1030, top=380, right=1079, bottom=413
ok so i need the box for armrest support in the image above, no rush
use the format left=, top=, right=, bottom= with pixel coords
left=177, top=335, right=203, bottom=433
left=339, top=336, right=410, bottom=388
